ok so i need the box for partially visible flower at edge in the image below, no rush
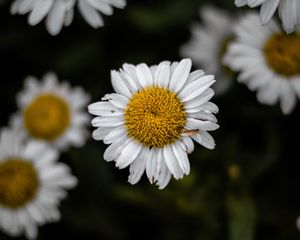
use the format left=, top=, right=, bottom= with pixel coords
left=0, top=128, right=77, bottom=239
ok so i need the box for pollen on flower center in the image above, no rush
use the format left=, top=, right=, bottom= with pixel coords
left=264, top=33, right=300, bottom=77
left=0, top=159, right=39, bottom=208
left=124, top=87, right=186, bottom=148
left=24, top=94, right=71, bottom=141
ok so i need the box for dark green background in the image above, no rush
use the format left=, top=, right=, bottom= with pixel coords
left=1, top=0, right=300, bottom=239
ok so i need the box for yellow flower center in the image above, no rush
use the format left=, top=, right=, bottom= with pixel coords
left=264, top=32, right=300, bottom=77
left=24, top=94, right=71, bottom=141
left=0, top=159, right=39, bottom=208
left=124, top=87, right=186, bottom=148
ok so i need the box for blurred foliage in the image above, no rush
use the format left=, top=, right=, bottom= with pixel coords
left=1, top=0, right=300, bottom=240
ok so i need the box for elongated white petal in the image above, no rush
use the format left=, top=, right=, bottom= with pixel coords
left=172, top=141, right=190, bottom=174
left=102, top=93, right=129, bottom=109
left=115, top=140, right=143, bottom=169
left=136, top=63, right=154, bottom=88
left=186, top=118, right=219, bottom=131
left=103, top=126, right=126, bottom=144
left=111, top=70, right=132, bottom=98
left=163, top=144, right=184, bottom=180
left=169, top=59, right=192, bottom=92
left=192, top=131, right=216, bottom=149
left=179, top=75, right=215, bottom=102
left=154, top=61, right=171, bottom=87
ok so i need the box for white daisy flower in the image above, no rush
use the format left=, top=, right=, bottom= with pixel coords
left=181, top=5, right=235, bottom=95
left=10, top=0, right=126, bottom=35
left=235, top=0, right=300, bottom=33
left=223, top=12, right=300, bottom=114
left=10, top=0, right=76, bottom=35
left=0, top=128, right=77, bottom=239
left=11, top=72, right=90, bottom=150
left=88, top=59, right=219, bottom=189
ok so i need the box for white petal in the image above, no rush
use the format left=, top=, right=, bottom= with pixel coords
left=180, top=136, right=194, bottom=154
left=28, top=0, right=53, bottom=25
left=88, top=101, right=123, bottom=116
left=186, top=118, right=219, bottom=131
left=146, top=148, right=158, bottom=183
left=45, top=0, right=66, bottom=35
left=102, top=93, right=129, bottom=109
left=128, top=148, right=148, bottom=185
left=154, top=61, right=171, bottom=88
left=103, top=126, right=126, bottom=144
left=115, top=140, right=143, bottom=169
left=111, top=70, right=132, bottom=98
left=260, top=0, right=280, bottom=24
left=91, top=116, right=123, bottom=127
left=188, top=111, right=217, bottom=123
left=169, top=59, right=192, bottom=92
left=172, top=141, right=190, bottom=174
left=86, top=0, right=113, bottom=15
left=78, top=0, right=103, bottom=28
left=163, top=144, right=184, bottom=180
left=192, top=131, right=216, bottom=149
left=136, top=63, right=154, bottom=88
left=179, top=75, right=215, bottom=102
left=184, top=89, right=215, bottom=110
left=103, top=135, right=129, bottom=161
left=186, top=70, right=206, bottom=85
left=92, top=127, right=113, bottom=140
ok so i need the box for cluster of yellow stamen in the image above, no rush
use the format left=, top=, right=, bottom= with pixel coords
left=0, top=159, right=39, bottom=208
left=124, top=87, right=186, bottom=148
left=264, top=32, right=300, bottom=77
left=24, top=94, right=70, bottom=141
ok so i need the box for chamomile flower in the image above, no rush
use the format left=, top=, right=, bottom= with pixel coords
left=181, top=5, right=234, bottom=95
left=235, top=0, right=300, bottom=33
left=10, top=0, right=76, bottom=35
left=10, top=0, right=126, bottom=35
left=11, top=72, right=90, bottom=150
left=0, top=128, right=77, bottom=239
left=223, top=13, right=300, bottom=114
left=88, top=59, right=219, bottom=189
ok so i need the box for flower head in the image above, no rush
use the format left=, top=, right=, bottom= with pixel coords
left=88, top=59, right=219, bottom=189
left=235, top=0, right=300, bottom=33
left=10, top=0, right=126, bottom=35
left=224, top=12, right=300, bottom=114
left=0, top=128, right=77, bottom=239
left=11, top=72, right=90, bottom=150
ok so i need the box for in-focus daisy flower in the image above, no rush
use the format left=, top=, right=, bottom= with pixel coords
left=11, top=72, right=90, bottom=150
left=235, top=0, right=300, bottom=33
left=10, top=0, right=126, bottom=35
left=224, top=13, right=300, bottom=114
left=181, top=5, right=235, bottom=95
left=0, top=128, right=77, bottom=239
left=88, top=59, right=219, bottom=189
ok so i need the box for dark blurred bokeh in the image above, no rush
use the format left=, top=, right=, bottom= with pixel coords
left=1, top=0, right=300, bottom=239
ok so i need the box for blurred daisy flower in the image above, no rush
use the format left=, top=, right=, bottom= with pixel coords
left=11, top=72, right=90, bottom=150
left=224, top=12, right=300, bottom=114
left=10, top=0, right=126, bottom=35
left=235, top=0, right=300, bottom=33
left=88, top=59, right=219, bottom=189
left=181, top=6, right=235, bottom=95
left=0, top=128, right=77, bottom=239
